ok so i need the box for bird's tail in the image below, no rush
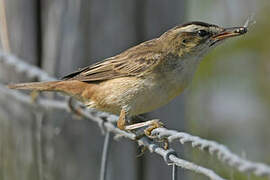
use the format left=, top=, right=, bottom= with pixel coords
left=8, top=81, right=62, bottom=91
left=8, top=80, right=94, bottom=102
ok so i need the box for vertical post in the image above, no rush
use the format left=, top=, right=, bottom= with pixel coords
left=4, top=0, right=39, bottom=65
left=172, top=163, right=178, bottom=180
left=99, top=132, right=111, bottom=180
left=0, top=0, right=11, bottom=53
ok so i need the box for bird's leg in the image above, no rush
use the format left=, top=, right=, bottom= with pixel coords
left=117, top=109, right=145, bottom=130
left=125, top=119, right=161, bottom=131
left=117, top=109, right=126, bottom=130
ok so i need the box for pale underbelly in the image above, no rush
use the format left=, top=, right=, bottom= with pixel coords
left=86, top=76, right=186, bottom=116
left=127, top=83, right=185, bottom=115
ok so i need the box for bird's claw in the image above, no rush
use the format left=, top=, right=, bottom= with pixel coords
left=124, top=119, right=169, bottom=149
left=143, top=119, right=163, bottom=138
left=143, top=120, right=169, bottom=150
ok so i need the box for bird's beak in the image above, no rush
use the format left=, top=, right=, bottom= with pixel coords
left=209, top=26, right=247, bottom=47
left=212, top=27, right=247, bottom=41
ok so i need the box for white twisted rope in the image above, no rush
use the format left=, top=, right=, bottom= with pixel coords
left=152, top=128, right=270, bottom=177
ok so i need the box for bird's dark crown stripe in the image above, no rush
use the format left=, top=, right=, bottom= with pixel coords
left=179, top=21, right=218, bottom=28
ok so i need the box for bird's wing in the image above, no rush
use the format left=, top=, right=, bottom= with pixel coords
left=62, top=40, right=162, bottom=82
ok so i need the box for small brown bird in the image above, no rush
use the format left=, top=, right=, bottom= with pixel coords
left=8, top=21, right=247, bottom=133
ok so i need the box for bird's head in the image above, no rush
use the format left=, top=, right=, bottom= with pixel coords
left=160, top=21, right=247, bottom=58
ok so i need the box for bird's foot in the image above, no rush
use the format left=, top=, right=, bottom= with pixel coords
left=125, top=119, right=169, bottom=150
left=117, top=109, right=126, bottom=130
left=143, top=120, right=169, bottom=150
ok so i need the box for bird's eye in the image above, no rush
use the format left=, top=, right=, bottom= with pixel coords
left=197, top=30, right=209, bottom=37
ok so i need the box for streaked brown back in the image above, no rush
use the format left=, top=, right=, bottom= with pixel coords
left=62, top=39, right=163, bottom=82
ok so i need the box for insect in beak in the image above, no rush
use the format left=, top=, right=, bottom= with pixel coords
left=210, top=26, right=247, bottom=46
